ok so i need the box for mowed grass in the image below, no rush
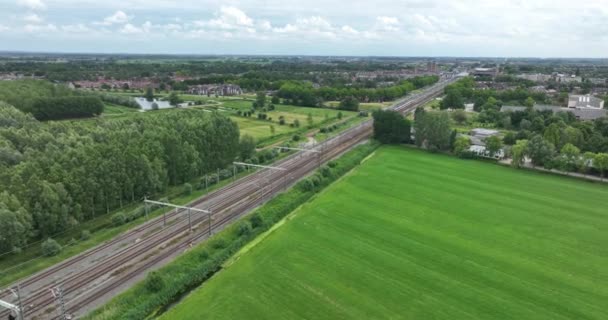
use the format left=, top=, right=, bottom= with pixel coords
left=161, top=146, right=608, bottom=320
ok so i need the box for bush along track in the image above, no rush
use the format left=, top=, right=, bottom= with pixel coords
left=85, top=141, right=380, bottom=320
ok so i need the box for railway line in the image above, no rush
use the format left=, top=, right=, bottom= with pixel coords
left=0, top=77, right=456, bottom=319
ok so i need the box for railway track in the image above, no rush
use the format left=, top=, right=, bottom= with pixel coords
left=0, top=77, right=456, bottom=319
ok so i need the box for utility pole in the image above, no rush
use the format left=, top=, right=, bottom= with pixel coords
left=51, top=286, right=67, bottom=320
left=144, top=195, right=149, bottom=219
left=187, top=207, right=192, bottom=232
left=1, top=285, right=24, bottom=320
left=143, top=199, right=209, bottom=234
left=207, top=209, right=212, bottom=235
left=16, top=285, right=23, bottom=320
left=233, top=161, right=287, bottom=195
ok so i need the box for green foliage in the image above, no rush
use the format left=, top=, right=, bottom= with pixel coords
left=484, top=135, right=503, bottom=157
left=112, top=212, right=127, bottom=226
left=144, top=271, right=165, bottom=292
left=85, top=141, right=379, bottom=320
left=339, top=96, right=360, bottom=111
left=183, top=183, right=193, bottom=196
left=451, top=109, right=467, bottom=125
left=440, top=89, right=464, bottom=109
left=452, top=136, right=471, bottom=157
left=511, top=139, right=528, bottom=168
left=145, top=87, right=154, bottom=102
left=594, top=153, right=608, bottom=178
left=168, top=92, right=180, bottom=106
left=372, top=110, right=411, bottom=144
left=30, top=96, right=104, bottom=120
left=80, top=229, right=91, bottom=241
left=414, top=110, right=452, bottom=151
left=0, top=104, right=240, bottom=249
left=526, top=135, right=555, bottom=167
left=255, top=91, right=266, bottom=109
left=239, top=135, right=256, bottom=160
left=41, top=238, right=62, bottom=257
left=271, top=95, right=280, bottom=104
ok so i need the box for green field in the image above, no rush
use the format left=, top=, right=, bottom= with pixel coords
left=161, top=146, right=608, bottom=320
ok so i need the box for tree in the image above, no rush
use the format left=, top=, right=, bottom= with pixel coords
left=579, top=152, right=596, bottom=176
left=270, top=125, right=275, bottom=135
left=337, top=112, right=343, bottom=120
left=543, top=123, right=563, bottom=148
left=440, top=89, right=464, bottom=109
left=453, top=136, right=471, bottom=157
left=169, top=92, right=180, bottom=106
left=239, top=135, right=256, bottom=160
left=307, top=113, right=314, bottom=127
left=151, top=102, right=159, bottom=110
left=255, top=91, right=266, bottom=109
left=145, top=87, right=154, bottom=102
left=415, top=111, right=452, bottom=151
left=560, top=143, right=580, bottom=172
left=271, top=95, right=280, bottom=104
left=293, top=119, right=300, bottom=128
left=372, top=110, right=411, bottom=144
left=339, top=96, right=359, bottom=111
left=41, top=237, right=62, bottom=257
left=485, top=135, right=503, bottom=157
left=524, top=96, right=535, bottom=107
left=511, top=139, right=528, bottom=168
left=451, top=109, right=467, bottom=125
left=594, top=153, right=608, bottom=180
left=526, top=135, right=555, bottom=167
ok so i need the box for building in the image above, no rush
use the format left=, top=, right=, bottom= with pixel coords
left=568, top=94, right=604, bottom=109
left=468, top=145, right=505, bottom=159
left=188, top=84, right=243, bottom=96
left=500, top=104, right=607, bottom=121
left=516, top=73, right=552, bottom=82
left=471, top=67, right=498, bottom=78
left=555, top=74, right=582, bottom=83
left=469, top=128, right=501, bottom=146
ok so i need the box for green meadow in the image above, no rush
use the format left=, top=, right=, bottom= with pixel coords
left=161, top=146, right=608, bottom=320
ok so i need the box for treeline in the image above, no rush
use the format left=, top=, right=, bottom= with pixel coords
left=439, top=77, right=548, bottom=110
left=94, top=92, right=140, bottom=109
left=276, top=75, right=439, bottom=107
left=0, top=79, right=105, bottom=120
left=27, top=96, right=104, bottom=120
left=0, top=103, right=240, bottom=253
left=1, top=59, right=420, bottom=82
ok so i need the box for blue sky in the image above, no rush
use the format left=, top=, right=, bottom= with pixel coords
left=1, top=0, right=607, bottom=57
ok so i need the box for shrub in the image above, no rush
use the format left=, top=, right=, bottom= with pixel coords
left=292, top=134, right=302, bottom=142
left=298, top=178, right=315, bottom=192
left=237, top=221, right=252, bottom=236
left=41, top=238, right=62, bottom=257
left=112, top=212, right=127, bottom=226
left=144, top=271, right=164, bottom=292
left=80, top=230, right=91, bottom=241
left=210, top=238, right=227, bottom=249
left=183, top=183, right=193, bottom=196
left=249, top=214, right=265, bottom=229
left=320, top=165, right=332, bottom=178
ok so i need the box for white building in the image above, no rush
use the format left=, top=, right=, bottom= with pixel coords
left=568, top=94, right=604, bottom=110
left=134, top=97, right=172, bottom=111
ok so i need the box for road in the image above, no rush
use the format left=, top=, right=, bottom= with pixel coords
left=0, top=76, right=457, bottom=320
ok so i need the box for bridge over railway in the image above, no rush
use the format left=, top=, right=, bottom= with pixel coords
left=0, top=75, right=459, bottom=320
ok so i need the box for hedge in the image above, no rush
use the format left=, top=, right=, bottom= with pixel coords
left=85, top=141, right=379, bottom=320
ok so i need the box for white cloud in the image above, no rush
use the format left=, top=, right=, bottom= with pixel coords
left=61, top=24, right=91, bottom=33
left=376, top=16, right=400, bottom=32
left=120, top=23, right=142, bottom=34
left=200, top=6, right=254, bottom=30
left=17, top=0, right=46, bottom=10
left=341, top=25, right=359, bottom=34
left=96, top=11, right=132, bottom=26
left=23, top=23, right=56, bottom=33
left=0, top=25, right=9, bottom=32
left=23, top=13, right=43, bottom=24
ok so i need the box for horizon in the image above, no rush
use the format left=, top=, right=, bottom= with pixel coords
left=2, top=0, right=608, bottom=58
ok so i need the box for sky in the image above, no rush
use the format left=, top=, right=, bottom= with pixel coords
left=0, top=0, right=607, bottom=57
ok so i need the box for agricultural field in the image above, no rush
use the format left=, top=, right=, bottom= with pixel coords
left=161, top=146, right=608, bottom=320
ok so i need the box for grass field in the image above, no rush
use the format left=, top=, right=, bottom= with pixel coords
left=161, top=146, right=608, bottom=320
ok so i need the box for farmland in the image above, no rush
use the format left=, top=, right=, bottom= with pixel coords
left=161, top=146, right=608, bottom=320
